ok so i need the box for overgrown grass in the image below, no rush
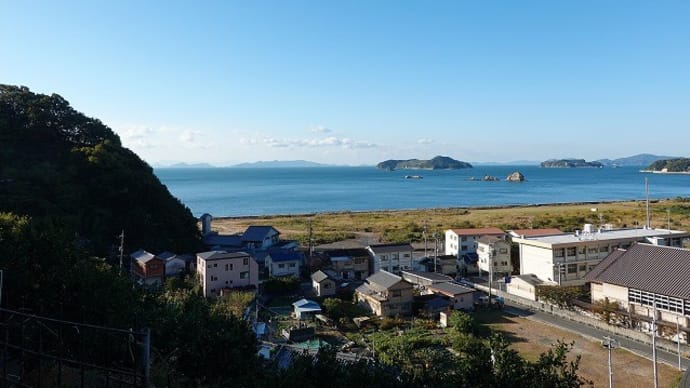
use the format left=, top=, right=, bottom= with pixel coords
left=214, top=198, right=690, bottom=245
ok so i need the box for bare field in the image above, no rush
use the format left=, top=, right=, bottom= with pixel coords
left=210, top=199, right=690, bottom=245
left=477, top=311, right=682, bottom=388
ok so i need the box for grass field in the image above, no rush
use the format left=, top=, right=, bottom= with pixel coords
left=211, top=198, right=690, bottom=245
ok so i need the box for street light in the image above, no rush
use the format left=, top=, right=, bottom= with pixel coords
left=602, top=336, right=618, bottom=388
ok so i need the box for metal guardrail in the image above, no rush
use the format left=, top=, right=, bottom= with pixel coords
left=0, top=308, right=150, bottom=387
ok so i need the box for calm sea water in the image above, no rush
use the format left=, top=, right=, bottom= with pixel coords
left=154, top=166, right=690, bottom=217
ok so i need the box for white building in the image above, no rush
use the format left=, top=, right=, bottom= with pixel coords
left=477, top=236, right=513, bottom=278
left=585, top=243, right=690, bottom=337
left=266, top=250, right=303, bottom=278
left=513, top=224, right=690, bottom=286
left=196, top=251, right=259, bottom=298
left=445, top=227, right=506, bottom=275
left=366, top=243, right=413, bottom=274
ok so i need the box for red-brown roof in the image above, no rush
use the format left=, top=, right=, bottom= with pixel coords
left=510, top=228, right=563, bottom=237
left=448, top=227, right=505, bottom=236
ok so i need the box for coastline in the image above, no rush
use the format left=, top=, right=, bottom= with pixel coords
left=213, top=198, right=663, bottom=220
left=640, top=169, right=690, bottom=175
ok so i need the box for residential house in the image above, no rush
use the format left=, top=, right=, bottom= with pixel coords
left=445, top=228, right=506, bottom=275
left=199, top=214, right=299, bottom=267
left=477, top=236, right=513, bottom=279
left=355, top=270, right=414, bottom=317
left=327, top=248, right=370, bottom=280
left=311, top=270, right=337, bottom=297
left=366, top=243, right=413, bottom=274
left=159, top=251, right=187, bottom=277
left=506, top=274, right=547, bottom=301
left=266, top=250, right=303, bottom=278
left=130, top=249, right=165, bottom=288
left=585, top=243, right=690, bottom=337
left=196, top=251, right=259, bottom=298
left=427, top=282, right=476, bottom=310
left=513, top=224, right=690, bottom=286
left=292, top=299, right=322, bottom=320
left=401, top=270, right=453, bottom=291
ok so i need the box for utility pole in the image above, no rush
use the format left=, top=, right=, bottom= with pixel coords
left=603, top=336, right=617, bottom=388
left=118, top=230, right=125, bottom=274
left=677, top=315, right=682, bottom=371
left=433, top=232, right=439, bottom=272
left=645, top=178, right=650, bottom=229
left=652, top=293, right=659, bottom=388
left=423, top=221, right=428, bottom=258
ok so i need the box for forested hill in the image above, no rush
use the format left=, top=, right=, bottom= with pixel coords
left=0, top=85, right=201, bottom=254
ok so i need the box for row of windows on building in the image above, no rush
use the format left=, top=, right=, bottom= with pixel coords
left=207, top=271, right=250, bottom=282
left=479, top=259, right=509, bottom=266
left=450, top=235, right=470, bottom=242
left=277, top=263, right=296, bottom=269
left=380, top=253, right=411, bottom=260
left=203, top=258, right=250, bottom=270
left=553, top=245, right=616, bottom=258
left=628, top=288, right=690, bottom=316
left=449, top=243, right=471, bottom=251
left=556, top=263, right=597, bottom=275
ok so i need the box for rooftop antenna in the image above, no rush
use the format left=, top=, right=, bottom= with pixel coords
left=645, top=178, right=650, bottom=229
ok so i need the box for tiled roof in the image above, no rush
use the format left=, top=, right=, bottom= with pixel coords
left=130, top=249, right=158, bottom=263
left=197, top=250, right=252, bottom=261
left=366, top=270, right=404, bottom=291
left=269, top=250, right=303, bottom=263
left=585, top=243, right=690, bottom=299
left=311, top=270, right=331, bottom=283
left=242, top=226, right=278, bottom=242
left=509, top=228, right=564, bottom=237
left=367, top=243, right=413, bottom=254
left=401, top=270, right=453, bottom=283
left=355, top=283, right=387, bottom=301
left=477, top=235, right=507, bottom=245
left=428, top=281, right=475, bottom=296
left=448, top=227, right=505, bottom=236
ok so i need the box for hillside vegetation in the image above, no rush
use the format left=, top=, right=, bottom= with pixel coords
left=0, top=84, right=201, bottom=254
left=377, top=155, right=472, bottom=171
left=540, top=159, right=603, bottom=168
left=646, top=158, right=690, bottom=173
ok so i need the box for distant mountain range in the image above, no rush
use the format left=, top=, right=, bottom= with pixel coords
left=377, top=156, right=472, bottom=171
left=156, top=162, right=216, bottom=168
left=540, top=159, right=603, bottom=168
left=595, top=154, right=681, bottom=167
left=232, top=160, right=333, bottom=168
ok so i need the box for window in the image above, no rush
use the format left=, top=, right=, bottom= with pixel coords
left=567, top=247, right=577, bottom=256
left=214, top=263, right=218, bottom=267
left=461, top=237, right=467, bottom=242
left=403, top=253, right=410, bottom=258
left=240, top=271, right=249, bottom=279
left=501, top=261, right=508, bottom=266
left=600, top=246, right=609, bottom=253
left=579, top=264, right=586, bottom=272
left=381, top=255, right=388, bottom=261
left=461, top=245, right=468, bottom=251
left=587, top=247, right=598, bottom=254
left=578, top=247, right=585, bottom=255
left=554, top=248, right=565, bottom=258
left=243, top=258, right=249, bottom=265
left=567, top=264, right=577, bottom=274
left=278, top=264, right=285, bottom=268
left=225, top=264, right=229, bottom=271
left=288, top=263, right=296, bottom=268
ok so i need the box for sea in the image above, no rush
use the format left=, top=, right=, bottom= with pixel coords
left=154, top=166, right=690, bottom=217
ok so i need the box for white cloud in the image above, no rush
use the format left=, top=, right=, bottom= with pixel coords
left=309, top=125, right=332, bottom=134
left=179, top=130, right=203, bottom=144
left=261, top=136, right=378, bottom=149
left=417, top=137, right=434, bottom=144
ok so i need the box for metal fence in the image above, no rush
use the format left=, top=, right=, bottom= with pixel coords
left=0, top=308, right=150, bottom=387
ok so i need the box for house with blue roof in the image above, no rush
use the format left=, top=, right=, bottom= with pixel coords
left=266, top=250, right=303, bottom=277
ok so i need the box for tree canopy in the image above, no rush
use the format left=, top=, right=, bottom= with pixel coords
left=0, top=84, right=201, bottom=254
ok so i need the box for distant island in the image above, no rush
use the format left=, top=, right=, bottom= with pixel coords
left=643, top=158, right=690, bottom=174
left=596, top=153, right=680, bottom=167
left=158, top=162, right=216, bottom=168
left=540, top=159, right=603, bottom=168
left=377, top=156, right=472, bottom=171
left=232, top=160, right=332, bottom=168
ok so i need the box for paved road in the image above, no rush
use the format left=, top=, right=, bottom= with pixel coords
left=503, top=302, right=690, bottom=371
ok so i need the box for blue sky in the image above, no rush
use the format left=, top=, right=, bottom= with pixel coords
left=2, top=1, right=689, bottom=165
